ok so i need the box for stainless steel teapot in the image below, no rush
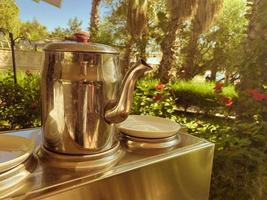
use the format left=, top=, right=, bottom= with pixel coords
left=41, top=32, right=151, bottom=155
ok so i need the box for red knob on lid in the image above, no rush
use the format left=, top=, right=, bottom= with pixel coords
left=74, top=31, right=89, bottom=43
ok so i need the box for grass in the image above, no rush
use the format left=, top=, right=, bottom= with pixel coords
left=171, top=80, right=238, bottom=98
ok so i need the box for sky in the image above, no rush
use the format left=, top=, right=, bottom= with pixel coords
left=16, top=0, right=110, bottom=31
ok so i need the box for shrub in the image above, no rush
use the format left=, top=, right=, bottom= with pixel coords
left=0, top=71, right=41, bottom=130
left=183, top=114, right=267, bottom=200
left=132, top=78, right=237, bottom=116
left=132, top=78, right=267, bottom=200
left=132, top=78, right=179, bottom=120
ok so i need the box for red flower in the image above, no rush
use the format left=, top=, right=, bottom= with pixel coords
left=248, top=89, right=266, bottom=101
left=155, top=83, right=165, bottom=91
left=219, top=96, right=233, bottom=107
left=214, top=82, right=224, bottom=93
left=225, top=99, right=233, bottom=107
left=154, top=94, right=161, bottom=101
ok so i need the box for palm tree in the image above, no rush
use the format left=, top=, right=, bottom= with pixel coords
left=182, top=0, right=223, bottom=80
left=89, top=0, right=101, bottom=41
left=121, top=0, right=148, bottom=75
left=157, top=0, right=199, bottom=83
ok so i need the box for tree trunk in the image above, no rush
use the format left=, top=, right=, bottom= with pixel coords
left=181, top=33, right=199, bottom=80
left=224, top=70, right=230, bottom=85
left=121, top=37, right=135, bottom=75
left=89, top=0, right=101, bottom=41
left=157, top=20, right=180, bottom=83
left=210, top=65, right=217, bottom=81
left=136, top=33, right=148, bottom=61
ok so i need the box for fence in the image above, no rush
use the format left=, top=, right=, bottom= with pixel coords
left=0, top=49, right=44, bottom=73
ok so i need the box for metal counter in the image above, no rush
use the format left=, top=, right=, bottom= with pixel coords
left=1, top=128, right=214, bottom=200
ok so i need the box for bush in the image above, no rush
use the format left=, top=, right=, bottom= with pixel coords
left=0, top=71, right=41, bottom=130
left=132, top=78, right=237, bottom=116
left=132, top=78, right=267, bottom=200
left=183, top=114, right=267, bottom=200
left=171, top=81, right=237, bottom=113
left=132, top=78, right=178, bottom=120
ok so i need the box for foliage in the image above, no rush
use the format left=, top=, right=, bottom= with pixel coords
left=0, top=0, right=20, bottom=37
left=132, top=78, right=237, bottom=117
left=99, top=0, right=128, bottom=49
left=99, top=0, right=166, bottom=62
left=201, top=0, right=247, bottom=81
left=236, top=0, right=267, bottom=120
left=19, top=19, right=49, bottom=41
left=157, top=0, right=198, bottom=83
left=131, top=76, right=267, bottom=199
left=66, top=17, right=83, bottom=36
left=49, top=27, right=67, bottom=40
left=132, top=77, right=267, bottom=199
left=175, top=113, right=267, bottom=200
left=132, top=78, right=178, bottom=120
left=49, top=17, right=83, bottom=39
left=0, top=71, right=41, bottom=130
left=181, top=0, right=223, bottom=79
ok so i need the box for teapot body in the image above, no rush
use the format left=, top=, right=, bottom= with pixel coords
left=42, top=46, right=121, bottom=154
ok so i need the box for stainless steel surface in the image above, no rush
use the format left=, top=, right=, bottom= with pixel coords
left=38, top=142, right=124, bottom=170
left=1, top=128, right=214, bottom=200
left=42, top=40, right=151, bottom=155
left=0, top=156, right=37, bottom=199
left=121, top=133, right=180, bottom=153
left=44, top=41, right=119, bottom=54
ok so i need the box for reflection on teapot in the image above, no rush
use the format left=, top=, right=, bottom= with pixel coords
left=41, top=32, right=152, bottom=155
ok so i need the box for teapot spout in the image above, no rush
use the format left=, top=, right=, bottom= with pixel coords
left=104, top=60, right=152, bottom=123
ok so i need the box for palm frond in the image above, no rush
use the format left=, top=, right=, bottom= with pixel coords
left=166, top=0, right=199, bottom=21
left=193, top=0, right=224, bottom=34
left=127, top=0, right=148, bottom=39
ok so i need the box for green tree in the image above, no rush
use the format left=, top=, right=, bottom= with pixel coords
left=92, top=0, right=128, bottom=48
left=97, top=0, right=165, bottom=72
left=181, top=0, right=223, bottom=80
left=204, top=0, right=247, bottom=82
left=157, top=0, right=199, bottom=83
left=49, top=27, right=67, bottom=39
left=0, top=0, right=20, bottom=47
left=0, top=0, right=20, bottom=34
left=49, top=17, right=83, bottom=40
left=66, top=17, right=82, bottom=35
left=20, top=19, right=49, bottom=41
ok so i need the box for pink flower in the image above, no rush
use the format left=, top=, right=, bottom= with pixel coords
left=155, top=83, right=165, bottom=91
left=219, top=96, right=233, bottom=107
left=225, top=99, right=233, bottom=107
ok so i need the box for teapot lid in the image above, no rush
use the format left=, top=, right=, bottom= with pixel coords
left=44, top=31, right=119, bottom=54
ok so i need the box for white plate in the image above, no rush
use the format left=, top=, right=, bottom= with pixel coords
left=0, top=135, right=35, bottom=173
left=118, top=115, right=181, bottom=138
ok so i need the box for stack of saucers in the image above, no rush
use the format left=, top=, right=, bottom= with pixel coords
left=118, top=115, right=181, bottom=153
